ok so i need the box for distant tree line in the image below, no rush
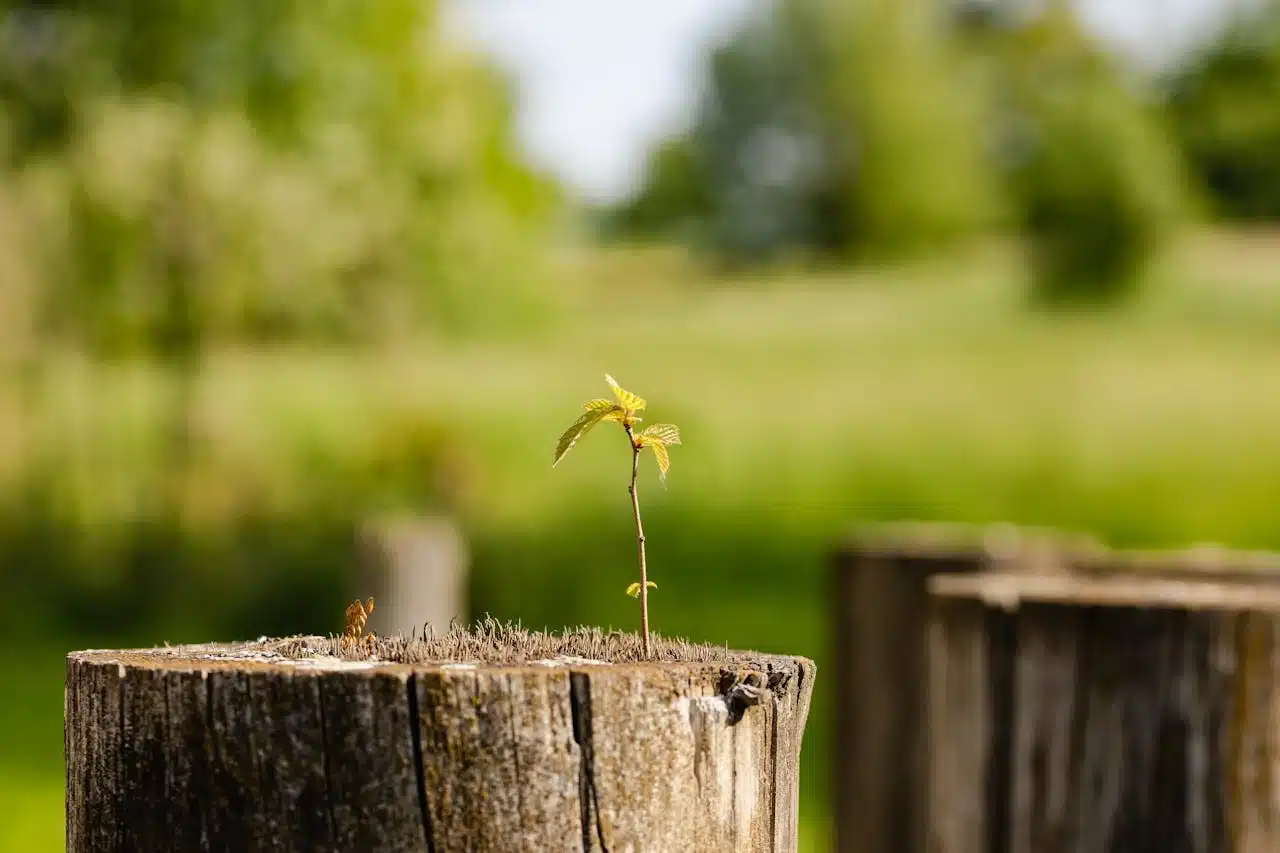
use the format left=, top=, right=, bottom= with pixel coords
left=606, top=0, right=1279, bottom=304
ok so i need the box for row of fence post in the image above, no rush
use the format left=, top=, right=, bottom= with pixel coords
left=831, top=522, right=1280, bottom=853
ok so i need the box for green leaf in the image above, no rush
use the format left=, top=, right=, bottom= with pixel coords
left=553, top=408, right=611, bottom=467
left=626, top=581, right=658, bottom=598
left=639, top=423, right=681, bottom=446
left=648, top=441, right=671, bottom=481
left=605, top=373, right=646, bottom=412
left=585, top=397, right=626, bottom=423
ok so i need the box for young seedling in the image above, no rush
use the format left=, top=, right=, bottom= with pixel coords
left=553, top=374, right=681, bottom=656
left=342, top=597, right=376, bottom=649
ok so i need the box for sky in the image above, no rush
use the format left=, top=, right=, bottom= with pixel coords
left=449, top=0, right=1233, bottom=205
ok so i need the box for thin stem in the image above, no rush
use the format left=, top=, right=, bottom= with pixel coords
left=623, top=423, right=650, bottom=657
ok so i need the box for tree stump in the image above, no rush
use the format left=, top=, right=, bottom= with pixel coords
left=926, top=570, right=1280, bottom=853
left=830, top=522, right=1102, bottom=853
left=66, top=626, right=815, bottom=852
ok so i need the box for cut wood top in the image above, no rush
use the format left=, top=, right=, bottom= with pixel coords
left=838, top=520, right=1280, bottom=583
left=1082, top=544, right=1280, bottom=581
left=69, top=622, right=814, bottom=683
left=835, top=520, right=1106, bottom=565
left=931, top=570, right=1280, bottom=612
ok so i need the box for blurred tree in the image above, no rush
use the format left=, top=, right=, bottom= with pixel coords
left=0, top=1, right=553, bottom=640
left=605, top=136, right=713, bottom=245
left=604, top=8, right=838, bottom=262
left=806, top=0, right=1003, bottom=257
left=607, top=0, right=1000, bottom=263
left=614, top=0, right=1187, bottom=305
left=960, top=0, right=1188, bottom=305
left=0, top=0, right=558, bottom=349
left=1166, top=1, right=1280, bottom=220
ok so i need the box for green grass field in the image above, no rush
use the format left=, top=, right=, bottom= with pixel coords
left=8, top=230, right=1280, bottom=851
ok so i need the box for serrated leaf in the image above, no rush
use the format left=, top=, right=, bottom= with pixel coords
left=649, top=441, right=671, bottom=481
left=626, top=581, right=658, bottom=598
left=584, top=398, right=626, bottom=422
left=605, top=373, right=646, bottom=412
left=553, top=408, right=610, bottom=467
left=639, top=423, right=681, bottom=446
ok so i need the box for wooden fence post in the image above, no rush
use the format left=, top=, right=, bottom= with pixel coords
left=358, top=515, right=468, bottom=638
left=66, top=632, right=815, bottom=852
left=926, top=566, right=1280, bottom=853
left=830, top=523, right=1101, bottom=853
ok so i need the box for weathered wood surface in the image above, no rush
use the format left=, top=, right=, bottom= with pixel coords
left=66, top=634, right=815, bottom=852
left=358, top=515, right=468, bottom=637
left=831, top=522, right=1091, bottom=853
left=927, top=571, right=1280, bottom=853
left=827, top=522, right=1280, bottom=853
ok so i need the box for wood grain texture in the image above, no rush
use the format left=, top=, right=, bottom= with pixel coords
left=831, top=526, right=997, bottom=853
left=66, top=656, right=124, bottom=853
left=924, top=598, right=994, bottom=853
left=66, top=642, right=815, bottom=852
left=925, top=586, right=1280, bottom=853
left=833, top=525, right=1280, bottom=853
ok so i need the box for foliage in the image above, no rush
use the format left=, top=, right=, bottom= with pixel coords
left=603, top=137, right=713, bottom=245
left=606, top=0, right=1002, bottom=262
left=554, top=374, right=681, bottom=653
left=625, top=581, right=657, bottom=599
left=963, top=1, right=1187, bottom=305
left=2, top=381, right=463, bottom=642
left=805, top=0, right=1003, bottom=256
left=603, top=9, right=834, bottom=261
left=0, top=0, right=558, bottom=352
left=611, top=0, right=1194, bottom=304
left=1165, top=2, right=1280, bottom=221
left=553, top=374, right=682, bottom=480
left=0, top=3, right=554, bottom=645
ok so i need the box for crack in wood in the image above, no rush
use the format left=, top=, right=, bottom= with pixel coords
left=984, top=610, right=1016, bottom=853
left=406, top=674, right=437, bottom=853
left=116, top=665, right=125, bottom=853
left=505, top=674, right=526, bottom=825
left=769, top=680, right=780, bottom=847
left=202, top=671, right=215, bottom=850
left=315, top=678, right=339, bottom=846
left=570, top=671, right=609, bottom=852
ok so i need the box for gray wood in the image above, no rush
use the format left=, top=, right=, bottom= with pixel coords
left=923, top=598, right=994, bottom=853
left=925, top=572, right=1280, bottom=853
left=831, top=522, right=1011, bottom=853
left=1231, top=613, right=1280, bottom=853
left=162, top=669, right=215, bottom=850
left=321, top=669, right=425, bottom=852
left=578, top=663, right=817, bottom=852
left=66, top=641, right=815, bottom=852
left=359, top=516, right=468, bottom=637
left=66, top=656, right=124, bottom=853
left=415, top=666, right=580, bottom=851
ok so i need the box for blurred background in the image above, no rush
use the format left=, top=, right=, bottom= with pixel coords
left=5, top=0, right=1280, bottom=848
